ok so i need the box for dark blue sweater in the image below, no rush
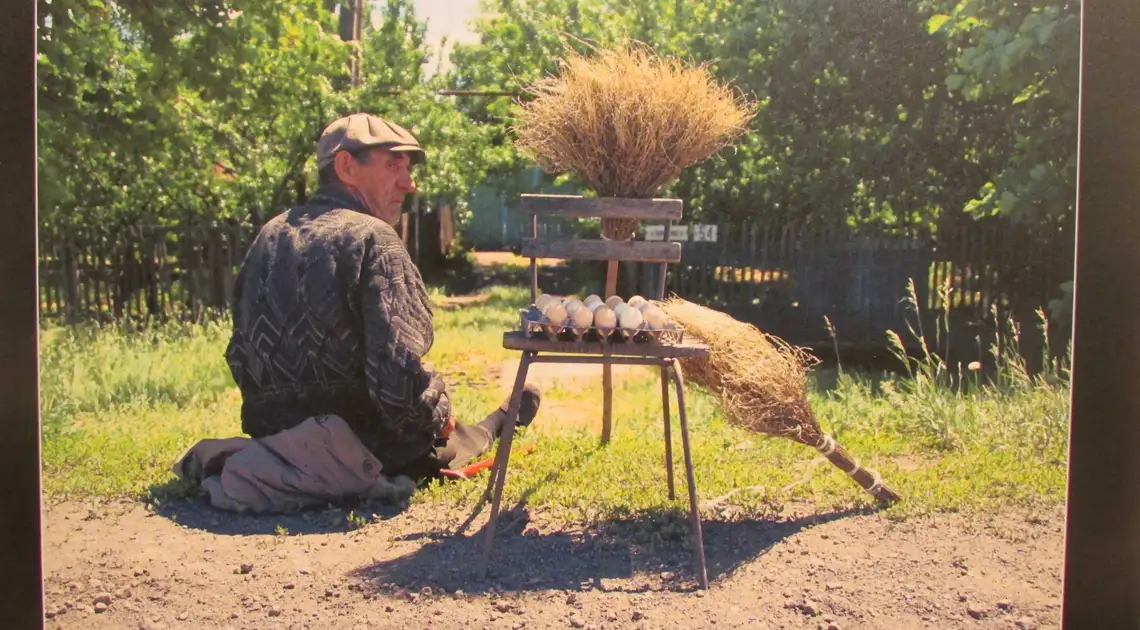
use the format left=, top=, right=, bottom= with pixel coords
left=224, top=185, right=450, bottom=471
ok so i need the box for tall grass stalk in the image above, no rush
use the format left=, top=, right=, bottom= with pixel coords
left=877, top=278, right=1070, bottom=455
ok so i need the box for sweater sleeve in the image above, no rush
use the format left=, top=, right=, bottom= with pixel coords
left=357, top=228, right=451, bottom=461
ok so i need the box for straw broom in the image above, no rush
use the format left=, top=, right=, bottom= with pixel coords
left=659, top=297, right=902, bottom=504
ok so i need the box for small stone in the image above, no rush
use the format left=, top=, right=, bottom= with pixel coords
left=433, top=609, right=443, bottom=616
left=569, top=616, right=585, bottom=629
left=385, top=605, right=394, bottom=613
left=605, top=612, right=619, bottom=622
left=997, top=600, right=1014, bottom=611
left=240, top=564, right=254, bottom=574
left=325, top=588, right=336, bottom=598
left=93, top=602, right=108, bottom=614
left=421, top=586, right=433, bottom=597
left=1015, top=618, right=1038, bottom=630
left=299, top=569, right=311, bottom=575
left=566, top=593, right=579, bottom=606
left=177, top=612, right=190, bottom=621
left=632, top=611, right=645, bottom=621
left=93, top=593, right=114, bottom=606
left=967, top=605, right=987, bottom=620
left=268, top=606, right=283, bottom=617
left=283, top=583, right=295, bottom=590
left=230, top=612, right=240, bottom=619
left=826, top=624, right=841, bottom=630
left=116, top=587, right=133, bottom=600
left=825, top=583, right=841, bottom=591
left=958, top=594, right=969, bottom=602
left=494, top=600, right=513, bottom=613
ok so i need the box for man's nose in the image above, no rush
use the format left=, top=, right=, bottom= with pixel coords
left=398, top=173, right=416, bottom=193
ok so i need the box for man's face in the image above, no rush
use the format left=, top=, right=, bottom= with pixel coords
left=334, top=148, right=417, bottom=226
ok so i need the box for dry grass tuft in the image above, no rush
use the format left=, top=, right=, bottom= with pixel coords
left=659, top=297, right=823, bottom=445
left=512, top=40, right=756, bottom=205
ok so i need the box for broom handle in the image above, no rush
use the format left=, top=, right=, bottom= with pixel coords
left=601, top=260, right=619, bottom=445
left=813, top=433, right=902, bottom=504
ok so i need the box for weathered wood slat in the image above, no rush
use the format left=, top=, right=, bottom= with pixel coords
left=519, top=194, right=683, bottom=220
left=521, top=238, right=682, bottom=263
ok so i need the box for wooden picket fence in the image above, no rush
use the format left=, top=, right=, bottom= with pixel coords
left=37, top=218, right=1073, bottom=360
left=620, top=219, right=1073, bottom=358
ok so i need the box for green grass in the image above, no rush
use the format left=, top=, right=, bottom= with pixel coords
left=39, top=282, right=1071, bottom=523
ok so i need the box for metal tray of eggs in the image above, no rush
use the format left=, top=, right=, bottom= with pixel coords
left=520, top=293, right=685, bottom=345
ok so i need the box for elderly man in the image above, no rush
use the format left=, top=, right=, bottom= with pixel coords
left=223, top=113, right=540, bottom=484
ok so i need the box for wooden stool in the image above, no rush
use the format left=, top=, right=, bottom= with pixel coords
left=477, top=194, right=712, bottom=589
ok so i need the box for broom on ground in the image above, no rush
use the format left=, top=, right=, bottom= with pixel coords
left=659, top=297, right=902, bottom=504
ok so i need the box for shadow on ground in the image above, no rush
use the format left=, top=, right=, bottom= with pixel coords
left=144, top=477, right=416, bottom=537
left=350, top=503, right=882, bottom=595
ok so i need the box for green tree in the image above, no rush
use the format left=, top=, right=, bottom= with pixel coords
left=930, top=0, right=1079, bottom=227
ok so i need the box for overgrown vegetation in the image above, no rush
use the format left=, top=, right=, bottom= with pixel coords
left=39, top=285, right=1070, bottom=522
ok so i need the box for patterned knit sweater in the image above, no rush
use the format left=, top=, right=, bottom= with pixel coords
left=224, top=185, right=450, bottom=472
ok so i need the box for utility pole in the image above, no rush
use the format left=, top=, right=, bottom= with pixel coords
left=352, top=0, right=364, bottom=87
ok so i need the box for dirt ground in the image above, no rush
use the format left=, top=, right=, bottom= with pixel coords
left=41, top=496, right=1063, bottom=630
left=40, top=285, right=1063, bottom=629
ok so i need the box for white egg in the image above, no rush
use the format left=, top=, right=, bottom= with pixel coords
left=604, top=295, right=624, bottom=309
left=535, top=294, right=555, bottom=311
left=638, top=300, right=657, bottom=313
left=583, top=294, right=603, bottom=306
left=628, top=295, right=647, bottom=309
left=643, top=307, right=668, bottom=329
left=592, top=305, right=617, bottom=329
left=619, top=306, right=644, bottom=331
left=612, top=303, right=629, bottom=319
left=563, top=299, right=585, bottom=316
left=571, top=305, right=593, bottom=328
left=543, top=302, right=567, bottom=326
left=587, top=300, right=604, bottom=312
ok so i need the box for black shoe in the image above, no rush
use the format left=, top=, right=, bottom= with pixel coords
left=500, top=383, right=542, bottom=428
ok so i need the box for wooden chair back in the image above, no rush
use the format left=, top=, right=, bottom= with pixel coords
left=517, top=193, right=684, bottom=302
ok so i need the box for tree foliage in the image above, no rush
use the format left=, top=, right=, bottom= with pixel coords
left=444, top=0, right=1078, bottom=236
left=38, top=0, right=1080, bottom=254
left=37, top=0, right=499, bottom=235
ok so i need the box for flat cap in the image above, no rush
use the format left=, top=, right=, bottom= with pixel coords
left=316, top=113, right=426, bottom=169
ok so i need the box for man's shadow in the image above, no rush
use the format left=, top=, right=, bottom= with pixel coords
left=144, top=477, right=418, bottom=536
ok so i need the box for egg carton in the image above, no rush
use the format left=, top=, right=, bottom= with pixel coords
left=518, top=309, right=685, bottom=345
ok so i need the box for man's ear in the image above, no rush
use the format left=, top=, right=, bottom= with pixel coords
left=333, top=151, right=357, bottom=186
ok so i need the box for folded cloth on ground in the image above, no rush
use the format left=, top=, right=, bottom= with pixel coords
left=172, top=414, right=415, bottom=514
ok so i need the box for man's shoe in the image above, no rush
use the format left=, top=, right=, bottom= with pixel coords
left=500, top=383, right=542, bottom=428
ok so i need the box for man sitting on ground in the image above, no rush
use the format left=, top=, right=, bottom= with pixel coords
left=220, top=113, right=540, bottom=489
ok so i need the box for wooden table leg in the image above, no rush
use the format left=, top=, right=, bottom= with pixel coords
left=661, top=363, right=675, bottom=501
left=478, top=352, right=533, bottom=578
left=671, top=358, right=709, bottom=589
